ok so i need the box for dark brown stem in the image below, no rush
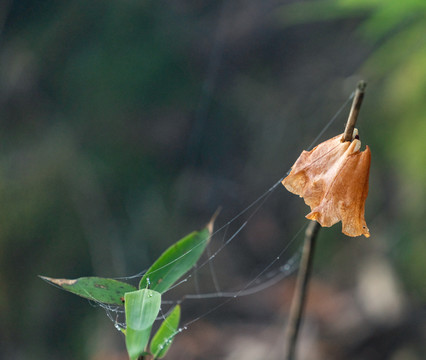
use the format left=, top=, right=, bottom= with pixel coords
left=283, top=82, right=368, bottom=359
left=283, top=221, right=321, bottom=360
left=342, top=81, right=367, bottom=141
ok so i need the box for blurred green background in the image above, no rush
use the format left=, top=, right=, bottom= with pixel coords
left=1, top=1, right=425, bottom=359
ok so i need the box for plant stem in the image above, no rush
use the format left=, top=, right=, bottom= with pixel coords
left=342, top=81, right=367, bottom=141
left=283, top=221, right=320, bottom=360
left=283, top=81, right=367, bottom=359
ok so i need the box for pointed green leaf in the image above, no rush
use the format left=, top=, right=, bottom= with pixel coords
left=125, top=289, right=161, bottom=330
left=139, top=227, right=211, bottom=293
left=150, top=305, right=181, bottom=358
left=124, top=289, right=161, bottom=360
left=39, top=276, right=136, bottom=305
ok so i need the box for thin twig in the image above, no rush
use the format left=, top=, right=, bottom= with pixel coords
left=283, top=221, right=320, bottom=360
left=283, top=81, right=367, bottom=360
left=342, top=81, right=367, bottom=141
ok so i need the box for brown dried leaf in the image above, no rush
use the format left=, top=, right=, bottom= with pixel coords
left=282, top=132, right=371, bottom=237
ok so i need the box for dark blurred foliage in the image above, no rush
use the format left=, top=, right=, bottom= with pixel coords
left=0, top=1, right=425, bottom=359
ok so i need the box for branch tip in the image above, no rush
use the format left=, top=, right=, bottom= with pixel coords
left=342, top=81, right=367, bottom=142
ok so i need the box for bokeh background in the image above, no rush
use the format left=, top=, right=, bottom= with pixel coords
left=1, top=1, right=426, bottom=359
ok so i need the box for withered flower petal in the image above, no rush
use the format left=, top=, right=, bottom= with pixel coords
left=282, top=132, right=371, bottom=237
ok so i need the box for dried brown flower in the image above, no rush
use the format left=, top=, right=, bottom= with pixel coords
left=282, top=130, right=371, bottom=237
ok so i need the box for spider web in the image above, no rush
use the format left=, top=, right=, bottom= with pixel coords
left=90, top=91, right=354, bottom=338
left=88, top=0, right=356, bottom=342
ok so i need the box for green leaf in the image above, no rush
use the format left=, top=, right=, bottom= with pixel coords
left=125, top=289, right=161, bottom=360
left=39, top=276, right=136, bottom=305
left=139, top=226, right=211, bottom=293
left=150, top=305, right=181, bottom=359
left=126, top=327, right=152, bottom=360
left=125, top=289, right=162, bottom=330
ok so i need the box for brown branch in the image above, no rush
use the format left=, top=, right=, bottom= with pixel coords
left=283, top=221, right=320, bottom=360
left=283, top=81, right=367, bottom=359
left=342, top=81, right=367, bottom=142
